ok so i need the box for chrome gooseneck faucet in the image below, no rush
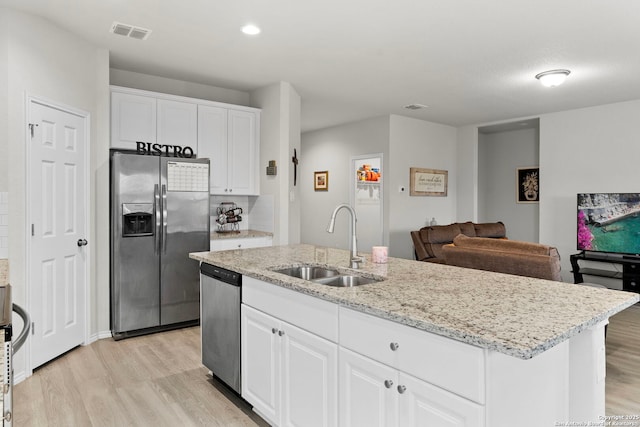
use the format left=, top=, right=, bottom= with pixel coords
left=327, top=203, right=364, bottom=268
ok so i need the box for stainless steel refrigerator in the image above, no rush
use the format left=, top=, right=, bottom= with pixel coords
left=110, top=151, right=210, bottom=339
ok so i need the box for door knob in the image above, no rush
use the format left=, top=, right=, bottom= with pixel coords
left=77, top=239, right=88, bottom=247
left=384, top=379, right=394, bottom=389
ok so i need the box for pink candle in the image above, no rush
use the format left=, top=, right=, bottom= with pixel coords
left=372, top=246, right=388, bottom=263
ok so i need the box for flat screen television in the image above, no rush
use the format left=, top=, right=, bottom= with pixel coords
left=577, top=193, right=640, bottom=256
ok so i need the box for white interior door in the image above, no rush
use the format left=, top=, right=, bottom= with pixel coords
left=29, top=99, right=88, bottom=369
left=350, top=154, right=384, bottom=252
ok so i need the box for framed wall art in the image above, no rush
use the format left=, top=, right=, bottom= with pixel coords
left=314, top=170, right=329, bottom=191
left=410, top=167, right=448, bottom=196
left=517, top=167, right=539, bottom=203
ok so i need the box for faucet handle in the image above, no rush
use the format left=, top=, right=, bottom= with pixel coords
left=350, top=255, right=365, bottom=269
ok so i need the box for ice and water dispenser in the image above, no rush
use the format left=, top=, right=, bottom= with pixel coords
left=122, top=203, right=154, bottom=237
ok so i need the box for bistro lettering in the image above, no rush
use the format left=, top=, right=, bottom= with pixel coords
left=136, top=141, right=194, bottom=158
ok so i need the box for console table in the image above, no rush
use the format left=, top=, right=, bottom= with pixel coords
left=570, top=251, right=640, bottom=293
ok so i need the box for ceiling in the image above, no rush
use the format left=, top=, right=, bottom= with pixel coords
left=3, top=0, right=640, bottom=133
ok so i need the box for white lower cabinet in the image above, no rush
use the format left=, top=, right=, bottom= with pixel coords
left=339, top=347, right=397, bottom=427
left=241, top=304, right=338, bottom=427
left=339, top=347, right=483, bottom=427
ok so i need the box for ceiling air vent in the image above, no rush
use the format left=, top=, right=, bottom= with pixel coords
left=110, top=22, right=152, bottom=40
left=403, top=103, right=428, bottom=110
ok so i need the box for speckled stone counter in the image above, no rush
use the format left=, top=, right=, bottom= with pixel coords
left=190, top=244, right=639, bottom=359
left=210, top=229, right=273, bottom=240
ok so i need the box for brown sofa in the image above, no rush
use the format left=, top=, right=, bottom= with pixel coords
left=411, top=221, right=506, bottom=263
left=442, top=234, right=562, bottom=281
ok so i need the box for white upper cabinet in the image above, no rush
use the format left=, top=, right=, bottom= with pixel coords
left=111, top=91, right=156, bottom=150
left=227, top=109, right=258, bottom=195
left=199, top=106, right=260, bottom=195
left=198, top=105, right=228, bottom=194
left=157, top=99, right=197, bottom=152
left=110, top=86, right=260, bottom=194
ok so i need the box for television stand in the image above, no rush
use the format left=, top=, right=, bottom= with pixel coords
left=570, top=251, right=640, bottom=293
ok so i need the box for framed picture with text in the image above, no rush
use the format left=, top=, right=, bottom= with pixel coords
left=410, top=168, right=448, bottom=196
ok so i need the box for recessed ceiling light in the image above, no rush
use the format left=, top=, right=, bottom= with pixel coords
left=535, top=69, right=571, bottom=87
left=241, top=24, right=261, bottom=35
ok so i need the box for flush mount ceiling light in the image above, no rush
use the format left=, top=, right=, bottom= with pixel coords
left=404, top=103, right=429, bottom=110
left=535, top=69, right=571, bottom=87
left=241, top=24, right=261, bottom=35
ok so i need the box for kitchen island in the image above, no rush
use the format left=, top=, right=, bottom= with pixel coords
left=190, top=244, right=639, bottom=427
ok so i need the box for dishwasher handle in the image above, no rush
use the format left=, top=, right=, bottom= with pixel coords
left=200, top=263, right=242, bottom=286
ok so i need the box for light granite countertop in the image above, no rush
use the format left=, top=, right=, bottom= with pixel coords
left=210, top=229, right=273, bottom=241
left=190, top=244, right=639, bottom=359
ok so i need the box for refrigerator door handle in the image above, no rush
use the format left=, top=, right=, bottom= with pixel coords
left=154, top=184, right=161, bottom=255
left=162, top=184, right=168, bottom=254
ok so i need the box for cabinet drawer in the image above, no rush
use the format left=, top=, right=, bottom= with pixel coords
left=243, top=276, right=338, bottom=342
left=210, top=236, right=272, bottom=251
left=339, top=307, right=485, bottom=404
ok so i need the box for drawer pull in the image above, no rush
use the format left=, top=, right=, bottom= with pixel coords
left=390, top=342, right=400, bottom=351
left=384, top=380, right=394, bottom=389
left=397, top=385, right=407, bottom=394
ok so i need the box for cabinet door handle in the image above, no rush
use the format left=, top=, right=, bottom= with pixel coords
left=390, top=342, right=400, bottom=351
left=272, top=328, right=277, bottom=334
left=397, top=385, right=407, bottom=394
left=278, top=330, right=285, bottom=336
left=384, top=380, right=394, bottom=389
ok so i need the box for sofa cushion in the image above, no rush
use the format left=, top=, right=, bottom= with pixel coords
left=419, top=224, right=462, bottom=258
left=445, top=234, right=562, bottom=281
left=411, top=221, right=507, bottom=262
left=452, top=234, right=554, bottom=256
left=456, top=222, right=476, bottom=237
left=443, top=245, right=562, bottom=281
left=473, top=222, right=506, bottom=238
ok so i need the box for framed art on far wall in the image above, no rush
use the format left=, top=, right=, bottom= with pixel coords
left=314, top=171, right=328, bottom=191
left=517, top=167, right=539, bottom=203
left=410, top=167, right=448, bottom=196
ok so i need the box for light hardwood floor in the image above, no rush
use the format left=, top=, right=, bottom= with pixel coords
left=13, top=304, right=640, bottom=425
left=13, top=326, right=268, bottom=427
left=605, top=303, right=640, bottom=415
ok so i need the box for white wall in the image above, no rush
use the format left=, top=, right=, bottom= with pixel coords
left=458, top=99, right=640, bottom=284
left=0, top=12, right=7, bottom=192
left=456, top=125, right=479, bottom=221
left=539, top=100, right=640, bottom=282
left=300, top=115, right=458, bottom=260
left=110, top=68, right=251, bottom=106
left=478, top=127, right=539, bottom=242
left=1, top=8, right=110, bottom=379
left=250, top=82, right=301, bottom=245
left=388, top=115, right=458, bottom=259
left=300, top=116, right=390, bottom=251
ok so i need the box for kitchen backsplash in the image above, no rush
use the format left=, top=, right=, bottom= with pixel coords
left=0, top=192, right=7, bottom=259
left=210, top=195, right=274, bottom=233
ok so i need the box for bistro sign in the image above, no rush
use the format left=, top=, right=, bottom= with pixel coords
left=136, top=141, right=195, bottom=158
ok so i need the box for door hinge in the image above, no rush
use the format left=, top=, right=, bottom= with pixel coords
left=31, top=322, right=35, bottom=335
left=28, top=123, right=39, bottom=138
left=31, top=224, right=35, bottom=236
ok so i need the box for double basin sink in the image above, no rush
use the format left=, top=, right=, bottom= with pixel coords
left=273, top=265, right=382, bottom=287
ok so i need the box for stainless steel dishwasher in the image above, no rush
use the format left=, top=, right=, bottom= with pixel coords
left=200, top=263, right=242, bottom=394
